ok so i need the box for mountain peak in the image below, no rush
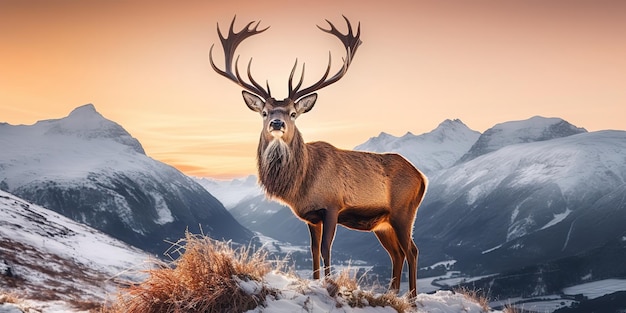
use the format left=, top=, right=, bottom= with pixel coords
left=49, top=104, right=146, bottom=154
left=438, top=118, right=464, bottom=127
left=427, top=119, right=480, bottom=143
left=458, top=116, right=587, bottom=163
left=354, top=119, right=480, bottom=175
left=68, top=103, right=100, bottom=118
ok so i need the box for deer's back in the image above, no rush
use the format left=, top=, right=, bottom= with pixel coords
left=301, top=141, right=426, bottom=214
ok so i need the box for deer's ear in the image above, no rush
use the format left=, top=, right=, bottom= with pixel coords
left=295, top=93, right=317, bottom=114
left=242, top=91, right=264, bottom=112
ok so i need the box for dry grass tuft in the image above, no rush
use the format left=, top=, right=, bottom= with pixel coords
left=454, top=286, right=491, bottom=312
left=503, top=304, right=521, bottom=313
left=325, top=269, right=413, bottom=313
left=0, top=292, right=38, bottom=313
left=0, top=292, right=21, bottom=304
left=102, top=232, right=273, bottom=313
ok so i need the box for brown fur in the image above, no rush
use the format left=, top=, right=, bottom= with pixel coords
left=209, top=16, right=426, bottom=298
left=253, top=97, right=428, bottom=298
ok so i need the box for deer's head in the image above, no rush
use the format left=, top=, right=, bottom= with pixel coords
left=209, top=16, right=361, bottom=145
left=241, top=92, right=317, bottom=144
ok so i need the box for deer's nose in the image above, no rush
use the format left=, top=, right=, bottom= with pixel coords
left=269, top=119, right=285, bottom=131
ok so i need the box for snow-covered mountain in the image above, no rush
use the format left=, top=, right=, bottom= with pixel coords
left=195, top=175, right=263, bottom=209
left=356, top=119, right=481, bottom=175
left=416, top=129, right=626, bottom=273
left=0, top=190, right=149, bottom=312
left=202, top=116, right=626, bottom=310
left=458, top=116, right=586, bottom=163
left=0, top=104, right=253, bottom=254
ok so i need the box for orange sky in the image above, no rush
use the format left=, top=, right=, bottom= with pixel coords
left=1, top=0, right=625, bottom=179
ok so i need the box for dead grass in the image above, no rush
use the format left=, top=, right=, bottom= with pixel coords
left=101, top=232, right=273, bottom=313
left=503, top=304, right=521, bottom=313
left=0, top=292, right=21, bottom=304
left=0, top=292, right=38, bottom=313
left=325, top=269, right=413, bottom=313
left=454, top=286, right=491, bottom=312
left=102, top=233, right=415, bottom=313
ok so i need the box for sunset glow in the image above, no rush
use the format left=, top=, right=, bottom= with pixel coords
left=1, top=0, right=625, bottom=178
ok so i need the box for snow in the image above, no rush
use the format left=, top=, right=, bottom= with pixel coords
left=415, top=291, right=490, bottom=313
left=433, top=130, right=626, bottom=231
left=239, top=271, right=502, bottom=313
left=355, top=119, right=480, bottom=175
left=0, top=104, right=246, bottom=249
left=563, top=279, right=626, bottom=300
left=195, top=175, right=263, bottom=209
left=540, top=208, right=572, bottom=230
left=0, top=190, right=148, bottom=275
left=0, top=303, right=24, bottom=313
left=481, top=245, right=502, bottom=254
left=0, top=104, right=149, bottom=192
left=422, top=260, right=457, bottom=270
left=0, top=190, right=150, bottom=311
left=150, top=191, right=174, bottom=224
left=490, top=296, right=577, bottom=313
left=460, top=116, right=586, bottom=162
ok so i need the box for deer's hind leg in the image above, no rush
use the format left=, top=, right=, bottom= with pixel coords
left=390, top=217, right=419, bottom=298
left=374, top=226, right=405, bottom=293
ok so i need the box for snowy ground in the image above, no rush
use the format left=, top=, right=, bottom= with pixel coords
left=3, top=188, right=625, bottom=312
left=240, top=271, right=501, bottom=313
left=0, top=190, right=150, bottom=312
left=563, top=279, right=626, bottom=300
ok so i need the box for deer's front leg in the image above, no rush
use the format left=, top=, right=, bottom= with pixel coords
left=307, top=223, right=322, bottom=279
left=321, top=208, right=338, bottom=277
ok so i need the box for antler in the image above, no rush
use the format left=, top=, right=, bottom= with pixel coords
left=209, top=16, right=272, bottom=99
left=288, top=15, right=362, bottom=101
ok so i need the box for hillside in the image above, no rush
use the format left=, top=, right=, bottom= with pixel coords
left=0, top=104, right=253, bottom=254
left=0, top=190, right=149, bottom=312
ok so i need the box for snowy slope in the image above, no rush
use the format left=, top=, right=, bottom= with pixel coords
left=0, top=189, right=502, bottom=313
left=0, top=190, right=150, bottom=312
left=0, top=104, right=253, bottom=254
left=356, top=119, right=480, bottom=175
left=458, top=116, right=586, bottom=163
left=416, top=130, right=626, bottom=272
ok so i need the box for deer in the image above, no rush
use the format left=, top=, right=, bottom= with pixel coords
left=209, top=16, right=427, bottom=298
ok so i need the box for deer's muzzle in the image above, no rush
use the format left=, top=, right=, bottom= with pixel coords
left=269, top=119, right=285, bottom=131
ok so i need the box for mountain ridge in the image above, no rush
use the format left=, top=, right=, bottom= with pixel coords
left=356, top=118, right=481, bottom=175
left=458, top=116, right=587, bottom=163
left=0, top=104, right=254, bottom=254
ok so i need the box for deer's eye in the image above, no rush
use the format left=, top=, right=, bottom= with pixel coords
left=262, top=111, right=268, bottom=118
left=290, top=112, right=297, bottom=119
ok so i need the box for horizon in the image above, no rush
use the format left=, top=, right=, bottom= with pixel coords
left=2, top=0, right=625, bottom=178
left=2, top=103, right=615, bottom=181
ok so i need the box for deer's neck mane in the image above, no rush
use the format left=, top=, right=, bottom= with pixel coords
left=257, top=129, right=308, bottom=202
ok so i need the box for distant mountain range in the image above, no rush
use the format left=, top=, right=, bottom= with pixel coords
left=0, top=104, right=253, bottom=254
left=2, top=105, right=625, bottom=310
left=356, top=119, right=481, bottom=175
left=203, top=116, right=626, bottom=303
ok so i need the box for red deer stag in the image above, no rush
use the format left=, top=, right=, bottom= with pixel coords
left=209, top=16, right=427, bottom=297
